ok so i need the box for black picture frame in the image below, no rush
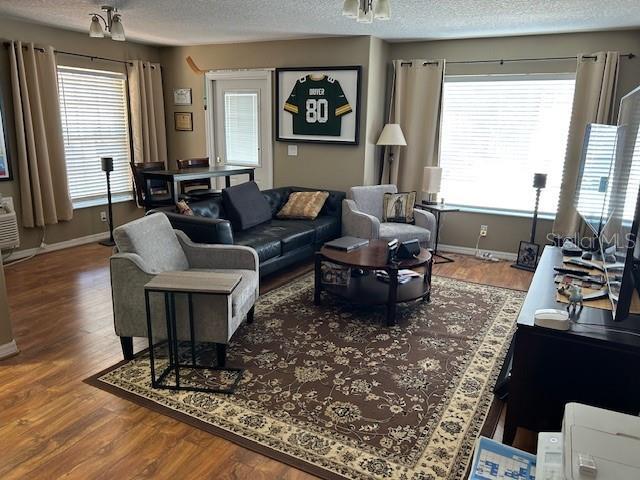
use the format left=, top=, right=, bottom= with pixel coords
left=174, top=112, right=193, bottom=132
left=275, top=66, right=362, bottom=145
left=516, top=241, right=540, bottom=270
left=0, top=85, right=12, bottom=182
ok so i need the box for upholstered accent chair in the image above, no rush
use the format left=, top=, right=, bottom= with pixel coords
left=342, top=185, right=437, bottom=248
left=110, top=213, right=259, bottom=363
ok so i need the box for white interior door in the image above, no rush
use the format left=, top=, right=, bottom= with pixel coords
left=206, top=71, right=273, bottom=190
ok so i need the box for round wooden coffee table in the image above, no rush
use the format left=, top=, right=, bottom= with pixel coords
left=314, top=240, right=432, bottom=326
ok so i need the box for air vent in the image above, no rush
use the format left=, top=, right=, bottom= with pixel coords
left=0, top=197, right=20, bottom=251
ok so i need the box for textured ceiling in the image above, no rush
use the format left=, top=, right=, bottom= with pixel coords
left=1, top=0, right=639, bottom=46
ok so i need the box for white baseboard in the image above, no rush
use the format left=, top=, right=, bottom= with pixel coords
left=4, top=232, right=109, bottom=262
left=0, top=340, right=19, bottom=360
left=438, top=243, right=518, bottom=262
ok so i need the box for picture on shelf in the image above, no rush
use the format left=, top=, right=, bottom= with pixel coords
left=276, top=66, right=361, bottom=145
left=516, top=241, right=540, bottom=270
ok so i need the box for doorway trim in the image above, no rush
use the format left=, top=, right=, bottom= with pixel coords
left=204, top=69, right=274, bottom=188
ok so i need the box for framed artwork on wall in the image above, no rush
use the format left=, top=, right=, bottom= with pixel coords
left=275, top=66, right=361, bottom=145
left=0, top=100, right=11, bottom=181
left=173, top=88, right=192, bottom=105
left=174, top=112, right=193, bottom=131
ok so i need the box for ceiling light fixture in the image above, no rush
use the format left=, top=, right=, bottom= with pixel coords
left=343, top=0, right=390, bottom=23
left=88, top=6, right=126, bottom=41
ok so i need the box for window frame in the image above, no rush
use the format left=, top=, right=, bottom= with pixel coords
left=57, top=65, right=133, bottom=209
left=439, top=72, right=576, bottom=219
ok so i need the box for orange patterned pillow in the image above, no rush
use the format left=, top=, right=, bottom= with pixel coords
left=276, top=191, right=329, bottom=220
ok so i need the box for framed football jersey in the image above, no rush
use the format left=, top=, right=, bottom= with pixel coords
left=276, top=66, right=361, bottom=145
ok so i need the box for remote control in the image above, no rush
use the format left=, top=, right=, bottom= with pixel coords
left=536, top=432, right=564, bottom=480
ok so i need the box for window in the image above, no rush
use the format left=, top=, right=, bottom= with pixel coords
left=223, top=91, right=260, bottom=166
left=439, top=74, right=576, bottom=215
left=57, top=66, right=131, bottom=206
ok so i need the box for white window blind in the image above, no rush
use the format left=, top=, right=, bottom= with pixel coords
left=224, top=91, right=260, bottom=166
left=440, top=74, right=576, bottom=215
left=575, top=124, right=618, bottom=224
left=57, top=66, right=132, bottom=205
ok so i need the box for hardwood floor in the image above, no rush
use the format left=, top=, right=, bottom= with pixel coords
left=0, top=245, right=532, bottom=479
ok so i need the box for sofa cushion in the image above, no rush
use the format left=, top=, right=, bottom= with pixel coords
left=239, top=220, right=315, bottom=254
left=379, top=222, right=431, bottom=244
left=233, top=229, right=282, bottom=263
left=277, top=191, right=329, bottom=220
left=222, top=181, right=272, bottom=231
left=292, top=216, right=340, bottom=244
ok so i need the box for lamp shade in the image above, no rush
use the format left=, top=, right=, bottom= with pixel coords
left=110, top=15, right=125, bottom=41
left=377, top=124, right=407, bottom=146
left=101, top=157, right=114, bottom=172
left=89, top=15, right=104, bottom=38
left=422, top=167, right=442, bottom=194
left=533, top=173, right=547, bottom=189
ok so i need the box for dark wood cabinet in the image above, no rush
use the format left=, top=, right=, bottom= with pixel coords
left=503, top=246, right=640, bottom=444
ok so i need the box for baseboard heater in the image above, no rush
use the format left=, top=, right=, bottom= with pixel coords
left=0, top=197, right=20, bottom=250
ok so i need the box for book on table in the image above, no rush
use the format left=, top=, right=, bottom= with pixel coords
left=324, top=236, right=369, bottom=252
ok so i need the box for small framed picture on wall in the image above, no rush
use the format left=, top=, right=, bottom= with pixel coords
left=275, top=66, right=361, bottom=145
left=174, top=112, right=193, bottom=131
left=173, top=88, right=192, bottom=106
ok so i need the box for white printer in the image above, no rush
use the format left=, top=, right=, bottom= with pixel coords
left=537, top=403, right=640, bottom=479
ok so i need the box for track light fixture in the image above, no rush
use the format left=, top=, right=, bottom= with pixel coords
left=343, top=0, right=390, bottom=23
left=89, top=6, right=126, bottom=41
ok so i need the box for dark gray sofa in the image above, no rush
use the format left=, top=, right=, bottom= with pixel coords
left=154, top=186, right=345, bottom=277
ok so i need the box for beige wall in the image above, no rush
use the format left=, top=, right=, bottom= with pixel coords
left=0, top=17, right=159, bottom=251
left=363, top=37, right=390, bottom=185
left=160, top=36, right=374, bottom=192
left=0, top=256, right=13, bottom=347
left=390, top=30, right=640, bottom=252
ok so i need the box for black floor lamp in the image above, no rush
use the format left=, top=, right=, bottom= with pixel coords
left=99, top=157, right=116, bottom=247
left=512, top=173, right=547, bottom=272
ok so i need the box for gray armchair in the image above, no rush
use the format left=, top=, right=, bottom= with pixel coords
left=342, top=185, right=436, bottom=249
left=110, top=213, right=259, bottom=362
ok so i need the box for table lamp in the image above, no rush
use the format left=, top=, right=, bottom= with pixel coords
left=377, top=124, right=407, bottom=177
left=422, top=166, right=442, bottom=205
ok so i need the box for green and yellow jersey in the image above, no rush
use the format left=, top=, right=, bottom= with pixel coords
left=284, top=75, right=352, bottom=136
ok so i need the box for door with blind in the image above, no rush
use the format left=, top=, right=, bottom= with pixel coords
left=206, top=71, right=273, bottom=190
left=57, top=66, right=131, bottom=206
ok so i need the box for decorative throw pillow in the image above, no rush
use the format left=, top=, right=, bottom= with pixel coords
left=222, top=181, right=272, bottom=231
left=277, top=191, right=330, bottom=220
left=382, top=191, right=416, bottom=223
left=176, top=200, right=194, bottom=216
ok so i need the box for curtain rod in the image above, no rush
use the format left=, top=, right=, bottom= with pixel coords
left=402, top=53, right=635, bottom=66
left=3, top=42, right=158, bottom=68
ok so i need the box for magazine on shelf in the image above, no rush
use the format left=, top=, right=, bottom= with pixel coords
left=375, top=269, right=423, bottom=284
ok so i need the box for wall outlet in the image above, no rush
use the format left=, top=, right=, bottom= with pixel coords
left=480, top=225, right=488, bottom=237
left=100, top=211, right=108, bottom=222
left=287, top=145, right=298, bottom=156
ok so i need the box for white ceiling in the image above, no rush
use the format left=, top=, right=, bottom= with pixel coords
left=1, top=0, right=639, bottom=46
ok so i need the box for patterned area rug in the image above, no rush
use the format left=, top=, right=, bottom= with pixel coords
left=88, top=274, right=524, bottom=480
